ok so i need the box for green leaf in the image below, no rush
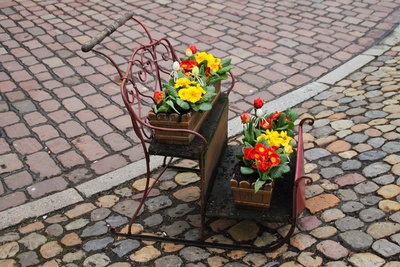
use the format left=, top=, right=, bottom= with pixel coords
left=240, top=166, right=255, bottom=175
left=176, top=98, right=190, bottom=110
left=191, top=104, right=200, bottom=112
left=165, top=85, right=178, bottom=98
left=156, top=105, right=169, bottom=113
left=217, top=66, right=234, bottom=74
left=254, top=179, right=266, bottom=193
left=165, top=100, right=181, bottom=114
left=269, top=164, right=290, bottom=179
left=221, top=57, right=232, bottom=67
left=199, top=102, right=212, bottom=111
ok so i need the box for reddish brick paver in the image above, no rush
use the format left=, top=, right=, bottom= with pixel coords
left=0, top=0, right=399, bottom=211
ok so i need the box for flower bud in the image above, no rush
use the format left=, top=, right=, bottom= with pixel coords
left=240, top=113, right=251, bottom=124
left=254, top=98, right=264, bottom=109
left=192, top=66, right=199, bottom=77
left=256, top=108, right=263, bottom=117
left=153, top=90, right=165, bottom=104
left=172, top=61, right=180, bottom=71
left=185, top=48, right=193, bottom=57
left=189, top=45, right=197, bottom=54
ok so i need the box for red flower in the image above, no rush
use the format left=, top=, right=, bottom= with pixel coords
left=260, top=118, right=272, bottom=129
left=271, top=111, right=282, bottom=120
left=180, top=60, right=198, bottom=74
left=240, top=113, right=251, bottom=124
left=254, top=143, right=268, bottom=156
left=244, top=147, right=254, bottom=161
left=257, top=161, right=272, bottom=173
left=269, top=152, right=281, bottom=166
left=189, top=45, right=197, bottom=54
left=254, top=98, right=264, bottom=109
left=153, top=90, right=165, bottom=104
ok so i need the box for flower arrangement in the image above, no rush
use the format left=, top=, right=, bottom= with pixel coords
left=237, top=98, right=298, bottom=192
left=152, top=45, right=234, bottom=114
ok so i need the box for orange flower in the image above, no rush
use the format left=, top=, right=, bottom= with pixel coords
left=240, top=113, right=251, bottom=124
left=153, top=90, right=165, bottom=104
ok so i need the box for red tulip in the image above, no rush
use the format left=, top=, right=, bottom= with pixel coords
left=240, top=113, right=251, bottom=124
left=254, top=98, right=263, bottom=109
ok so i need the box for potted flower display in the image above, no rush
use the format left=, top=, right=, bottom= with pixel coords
left=231, top=98, right=298, bottom=210
left=148, top=45, right=234, bottom=145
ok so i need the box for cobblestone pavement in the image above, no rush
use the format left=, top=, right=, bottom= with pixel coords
left=0, top=32, right=399, bottom=267
left=1, top=0, right=400, bottom=211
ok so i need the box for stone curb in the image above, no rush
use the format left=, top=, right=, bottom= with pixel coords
left=1, top=23, right=399, bottom=231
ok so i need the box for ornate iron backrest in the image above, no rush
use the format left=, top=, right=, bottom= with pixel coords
left=119, top=19, right=180, bottom=143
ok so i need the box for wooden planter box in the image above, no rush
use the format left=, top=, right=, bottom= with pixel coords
left=148, top=82, right=221, bottom=145
left=230, top=169, right=274, bottom=211
left=229, top=154, right=296, bottom=211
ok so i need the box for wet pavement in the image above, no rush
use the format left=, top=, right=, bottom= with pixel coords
left=1, top=0, right=400, bottom=266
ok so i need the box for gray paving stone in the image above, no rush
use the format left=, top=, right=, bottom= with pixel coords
left=179, top=246, right=210, bottom=262
left=335, top=217, right=364, bottom=232
left=111, top=239, right=140, bottom=258
left=359, top=208, right=386, bottom=223
left=145, top=195, right=173, bottom=213
left=382, top=141, right=400, bottom=153
left=341, top=201, right=365, bottom=213
left=344, top=133, right=369, bottom=144
left=362, top=163, right=392, bottom=178
left=318, top=156, right=341, bottom=167
left=372, top=239, right=400, bottom=257
left=373, top=174, right=396, bottom=185
left=341, top=160, right=362, bottom=171
left=304, top=148, right=331, bottom=161
left=365, top=110, right=388, bottom=119
left=83, top=237, right=114, bottom=252
left=83, top=253, right=111, bottom=267
left=338, top=230, right=373, bottom=252
left=105, top=215, right=128, bottom=228
left=161, top=221, right=190, bottom=237
left=143, top=214, right=163, bottom=227
left=166, top=204, right=195, bottom=218
left=358, top=150, right=387, bottom=161
left=320, top=167, right=344, bottom=179
left=17, top=251, right=39, bottom=267
left=154, top=255, right=183, bottom=267
left=81, top=222, right=109, bottom=238
left=90, top=208, right=112, bottom=221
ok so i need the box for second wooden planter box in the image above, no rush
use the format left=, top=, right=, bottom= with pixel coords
left=230, top=176, right=274, bottom=211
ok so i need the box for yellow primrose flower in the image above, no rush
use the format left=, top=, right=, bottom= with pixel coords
left=195, top=51, right=209, bottom=64
left=178, top=85, right=205, bottom=103
left=174, top=77, right=193, bottom=89
left=279, top=131, right=292, bottom=147
left=283, top=145, right=293, bottom=155
left=207, top=56, right=221, bottom=72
